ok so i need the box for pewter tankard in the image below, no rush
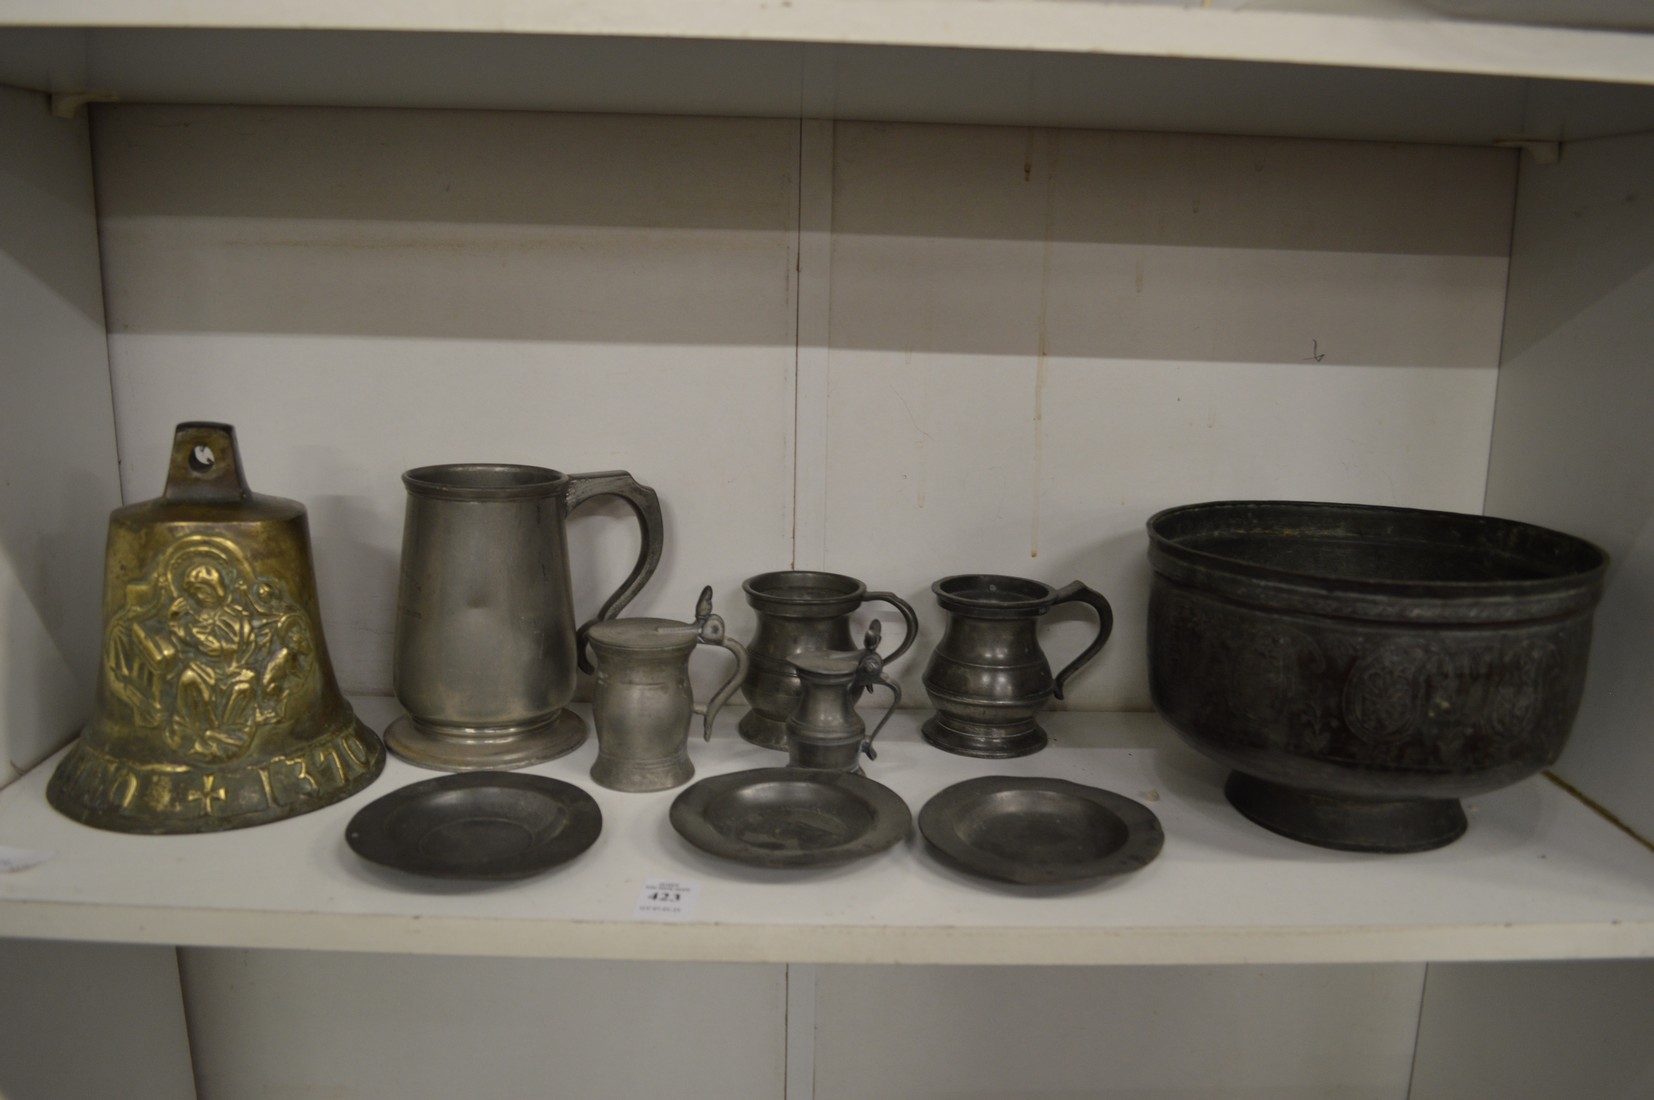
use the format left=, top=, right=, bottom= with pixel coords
left=922, top=574, right=1113, bottom=758
left=587, top=587, right=748, bottom=792
left=388, top=464, right=663, bottom=771
left=739, top=570, right=917, bottom=750
left=786, top=622, right=902, bottom=774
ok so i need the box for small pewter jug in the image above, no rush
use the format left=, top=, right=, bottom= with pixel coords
left=586, top=587, right=748, bottom=792
left=785, top=622, right=902, bottom=774
left=48, top=423, right=384, bottom=833
left=739, top=570, right=917, bottom=750
left=922, top=574, right=1113, bottom=759
left=388, top=464, right=663, bottom=771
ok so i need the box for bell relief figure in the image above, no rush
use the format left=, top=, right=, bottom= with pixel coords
left=104, top=536, right=316, bottom=765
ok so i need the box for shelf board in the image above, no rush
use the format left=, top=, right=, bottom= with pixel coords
left=3, top=2, right=1653, bottom=86
left=1, top=698, right=1650, bottom=964
left=4, top=7, right=1654, bottom=146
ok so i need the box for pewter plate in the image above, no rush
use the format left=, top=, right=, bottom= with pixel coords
left=346, top=771, right=602, bottom=880
left=918, top=776, right=1163, bottom=885
left=670, top=767, right=911, bottom=869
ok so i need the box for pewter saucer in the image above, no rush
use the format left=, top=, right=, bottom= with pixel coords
left=346, top=771, right=601, bottom=880
left=669, top=767, right=911, bottom=869
left=918, top=776, right=1163, bottom=885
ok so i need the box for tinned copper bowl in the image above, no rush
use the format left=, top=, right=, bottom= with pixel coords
left=1146, top=501, right=1607, bottom=852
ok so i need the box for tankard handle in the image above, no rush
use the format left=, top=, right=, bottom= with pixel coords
left=861, top=590, right=919, bottom=667
left=567, top=470, right=666, bottom=674
left=692, top=590, right=751, bottom=741
left=1048, top=580, right=1114, bottom=701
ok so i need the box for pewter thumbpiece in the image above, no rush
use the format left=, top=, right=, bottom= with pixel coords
left=386, top=464, right=663, bottom=772
left=586, top=586, right=749, bottom=793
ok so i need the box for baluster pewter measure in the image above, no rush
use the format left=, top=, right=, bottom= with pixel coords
left=786, top=622, right=903, bottom=774
left=586, top=586, right=749, bottom=792
left=921, top=574, right=1114, bottom=758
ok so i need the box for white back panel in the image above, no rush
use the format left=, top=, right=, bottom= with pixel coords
left=0, top=940, right=195, bottom=1100
left=93, top=107, right=1518, bottom=715
left=1409, top=959, right=1654, bottom=1100
left=179, top=949, right=785, bottom=1100
left=94, top=105, right=801, bottom=697
left=1484, top=131, right=1654, bottom=841
left=0, top=85, right=121, bottom=787
left=822, top=123, right=1515, bottom=710
left=814, top=963, right=1425, bottom=1100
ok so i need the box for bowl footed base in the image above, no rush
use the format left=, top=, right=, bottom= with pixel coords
left=1225, top=771, right=1468, bottom=853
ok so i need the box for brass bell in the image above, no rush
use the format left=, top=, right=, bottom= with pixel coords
left=48, top=422, right=384, bottom=833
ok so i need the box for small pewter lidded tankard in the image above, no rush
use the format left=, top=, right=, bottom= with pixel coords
left=785, top=622, right=903, bottom=774
left=586, top=587, right=749, bottom=793
left=388, top=463, right=663, bottom=771
left=922, top=574, right=1113, bottom=759
left=739, top=570, right=917, bottom=751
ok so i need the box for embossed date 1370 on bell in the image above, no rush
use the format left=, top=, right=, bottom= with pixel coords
left=48, top=423, right=384, bottom=834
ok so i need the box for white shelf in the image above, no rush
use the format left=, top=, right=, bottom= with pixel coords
left=2, top=2, right=1652, bottom=85
left=5, top=5, right=1654, bottom=146
left=1, top=697, right=1649, bottom=964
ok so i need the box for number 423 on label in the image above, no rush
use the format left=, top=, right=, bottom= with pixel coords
left=633, top=878, right=699, bottom=922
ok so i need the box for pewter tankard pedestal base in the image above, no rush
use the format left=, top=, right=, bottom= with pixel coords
left=921, top=714, right=1047, bottom=760
left=384, top=711, right=587, bottom=773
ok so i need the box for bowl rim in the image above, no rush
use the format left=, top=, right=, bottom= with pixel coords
left=1146, top=499, right=1608, bottom=601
